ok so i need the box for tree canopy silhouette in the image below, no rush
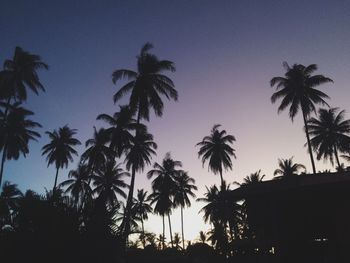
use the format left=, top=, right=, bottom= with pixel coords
left=270, top=62, right=333, bottom=173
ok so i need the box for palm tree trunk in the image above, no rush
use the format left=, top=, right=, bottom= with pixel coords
left=219, top=170, right=224, bottom=189
left=302, top=110, right=316, bottom=174
left=141, top=218, right=145, bottom=248
left=122, top=167, right=136, bottom=247
left=334, top=145, right=342, bottom=170
left=53, top=167, right=60, bottom=193
left=79, top=164, right=94, bottom=215
left=181, top=206, right=185, bottom=250
left=162, top=215, right=165, bottom=249
left=0, top=145, right=7, bottom=187
left=168, top=214, right=174, bottom=248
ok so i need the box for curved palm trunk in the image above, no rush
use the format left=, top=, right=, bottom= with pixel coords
left=180, top=206, right=185, bottom=250
left=334, top=145, right=342, bottom=170
left=53, top=167, right=60, bottom=193
left=168, top=214, right=174, bottom=247
left=0, top=145, right=7, bottom=187
left=302, top=110, right=316, bottom=174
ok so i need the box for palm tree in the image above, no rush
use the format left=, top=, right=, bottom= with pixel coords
left=122, top=128, right=157, bottom=243
left=0, top=181, right=23, bottom=227
left=92, top=160, right=129, bottom=208
left=173, top=233, right=182, bottom=249
left=147, top=153, right=183, bottom=247
left=112, top=43, right=177, bottom=124
left=97, top=105, right=140, bottom=157
left=270, top=62, right=333, bottom=173
left=235, top=170, right=266, bottom=186
left=308, top=108, right=350, bottom=169
left=197, top=124, right=236, bottom=187
left=81, top=127, right=113, bottom=171
left=80, top=127, right=113, bottom=211
left=0, top=46, right=48, bottom=102
left=41, top=125, right=81, bottom=193
left=173, top=171, right=197, bottom=249
left=197, top=182, right=241, bottom=242
left=59, top=164, right=91, bottom=207
left=273, top=157, right=306, bottom=178
left=150, top=189, right=173, bottom=250
left=0, top=103, right=41, bottom=185
left=132, top=189, right=153, bottom=248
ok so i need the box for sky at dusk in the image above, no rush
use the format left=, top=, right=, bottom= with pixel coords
left=1, top=0, right=350, bottom=241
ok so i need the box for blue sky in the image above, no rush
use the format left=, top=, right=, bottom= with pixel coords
left=1, top=0, right=350, bottom=241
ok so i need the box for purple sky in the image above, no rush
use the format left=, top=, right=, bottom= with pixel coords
left=1, top=0, right=350, bottom=241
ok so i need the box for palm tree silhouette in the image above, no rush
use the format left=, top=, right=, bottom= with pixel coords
left=197, top=124, right=236, bottom=188
left=0, top=103, right=41, bottom=185
left=92, top=159, right=129, bottom=208
left=308, top=108, right=350, bottom=169
left=147, top=152, right=183, bottom=247
left=273, top=157, right=306, bottom=178
left=97, top=105, right=140, bottom=157
left=122, top=128, right=157, bottom=243
left=150, top=189, right=173, bottom=250
left=59, top=164, right=91, bottom=207
left=0, top=181, right=23, bottom=227
left=173, top=171, right=197, bottom=249
left=270, top=62, right=333, bottom=173
left=132, top=189, right=153, bottom=248
left=112, top=43, right=177, bottom=124
left=0, top=46, right=48, bottom=102
left=80, top=127, right=113, bottom=211
left=41, top=125, right=81, bottom=193
left=235, top=170, right=266, bottom=186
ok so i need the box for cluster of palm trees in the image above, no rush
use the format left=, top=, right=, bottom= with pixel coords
left=270, top=62, right=350, bottom=172
left=2, top=43, right=350, bottom=260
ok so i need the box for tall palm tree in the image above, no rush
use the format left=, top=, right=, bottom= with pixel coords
left=273, top=157, right=306, bottom=178
left=0, top=181, right=23, bottom=227
left=270, top=62, right=333, bottom=173
left=0, top=103, right=41, bottom=185
left=59, top=164, right=91, bottom=207
left=41, top=125, right=81, bottom=193
left=132, top=189, right=153, bottom=248
left=147, top=153, right=183, bottom=247
left=0, top=46, right=48, bottom=102
left=308, top=108, right=350, bottom=169
left=173, top=171, right=197, bottom=249
left=112, top=43, right=177, bottom=124
left=197, top=124, right=236, bottom=187
left=235, top=170, right=266, bottom=186
left=97, top=105, right=140, bottom=157
left=150, top=189, right=173, bottom=250
left=92, top=160, right=129, bottom=208
left=121, top=128, right=157, bottom=242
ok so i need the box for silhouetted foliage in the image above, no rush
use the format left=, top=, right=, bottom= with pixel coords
left=308, top=107, right=350, bottom=169
left=42, top=125, right=81, bottom=193
left=197, top=124, right=236, bottom=187
left=270, top=62, right=333, bottom=173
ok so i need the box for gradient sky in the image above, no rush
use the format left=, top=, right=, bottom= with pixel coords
left=1, top=0, right=350, bottom=242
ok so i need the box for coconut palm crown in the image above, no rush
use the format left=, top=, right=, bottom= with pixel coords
left=270, top=62, right=333, bottom=173
left=308, top=108, right=350, bottom=168
left=197, top=124, right=236, bottom=187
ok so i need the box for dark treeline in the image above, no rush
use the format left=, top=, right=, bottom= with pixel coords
left=1, top=44, right=349, bottom=263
